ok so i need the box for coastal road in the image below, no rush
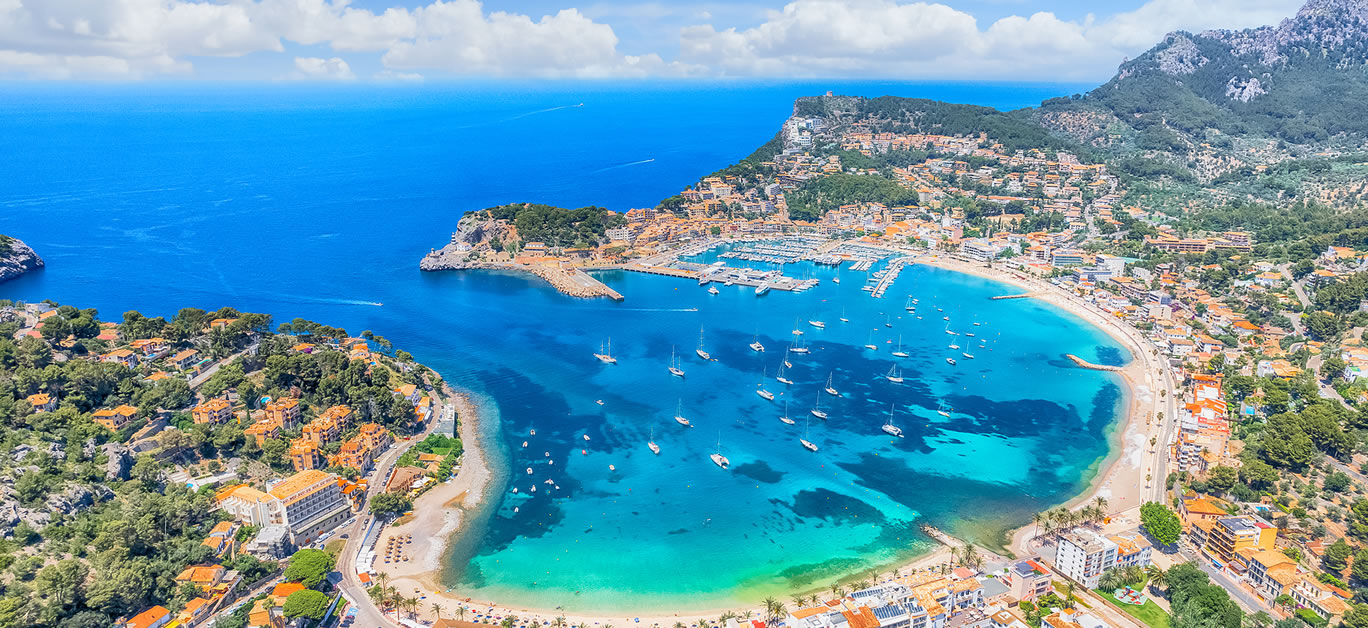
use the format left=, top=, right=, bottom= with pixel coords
left=335, top=385, right=454, bottom=628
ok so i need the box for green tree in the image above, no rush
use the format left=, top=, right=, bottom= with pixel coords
left=1240, top=459, right=1278, bottom=490
left=282, top=589, right=329, bottom=620
left=1206, top=466, right=1238, bottom=494
left=369, top=492, right=413, bottom=517
left=283, top=549, right=335, bottom=589
left=1140, top=502, right=1181, bottom=546
left=1324, top=538, right=1352, bottom=573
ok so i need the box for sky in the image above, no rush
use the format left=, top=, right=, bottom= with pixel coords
left=0, top=0, right=1310, bottom=82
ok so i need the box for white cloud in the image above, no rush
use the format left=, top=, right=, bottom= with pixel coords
left=292, top=55, right=354, bottom=79
left=0, top=0, right=1312, bottom=80
left=677, top=0, right=1306, bottom=80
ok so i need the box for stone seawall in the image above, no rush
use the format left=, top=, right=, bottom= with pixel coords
left=420, top=244, right=622, bottom=301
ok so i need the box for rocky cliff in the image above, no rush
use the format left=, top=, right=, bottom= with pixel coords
left=0, top=236, right=43, bottom=283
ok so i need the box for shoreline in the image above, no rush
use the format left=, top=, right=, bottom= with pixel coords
left=373, top=251, right=1164, bottom=624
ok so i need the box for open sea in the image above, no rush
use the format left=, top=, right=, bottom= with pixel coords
left=0, top=80, right=1126, bottom=612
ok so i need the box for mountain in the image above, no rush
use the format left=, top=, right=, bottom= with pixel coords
left=1035, top=0, right=1368, bottom=151
left=0, top=235, right=43, bottom=283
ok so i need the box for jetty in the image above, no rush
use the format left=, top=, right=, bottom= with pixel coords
left=420, top=244, right=623, bottom=301
left=1065, top=354, right=1122, bottom=372
left=989, top=292, right=1043, bottom=300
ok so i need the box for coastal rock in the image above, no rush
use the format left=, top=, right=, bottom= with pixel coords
left=44, top=483, right=110, bottom=516
left=0, top=235, right=43, bottom=283
left=101, top=443, right=131, bottom=481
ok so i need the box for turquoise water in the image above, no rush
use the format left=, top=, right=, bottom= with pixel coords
left=0, top=81, right=1121, bottom=613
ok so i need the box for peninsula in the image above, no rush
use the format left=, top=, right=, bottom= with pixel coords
left=0, top=235, right=43, bottom=283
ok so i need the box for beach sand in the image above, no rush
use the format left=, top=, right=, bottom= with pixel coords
left=370, top=253, right=1168, bottom=625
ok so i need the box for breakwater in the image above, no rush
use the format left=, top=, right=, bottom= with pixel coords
left=420, top=245, right=623, bottom=301
left=1065, top=353, right=1122, bottom=371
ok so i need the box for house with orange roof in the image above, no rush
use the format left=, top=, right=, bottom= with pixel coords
left=130, top=337, right=169, bottom=357
left=93, top=404, right=138, bottom=431
left=270, top=581, right=306, bottom=605
left=25, top=392, right=56, bottom=412
left=102, top=348, right=138, bottom=368
left=176, top=564, right=227, bottom=591
left=264, top=398, right=301, bottom=430
left=289, top=439, right=322, bottom=471
left=201, top=520, right=239, bottom=557
left=248, top=597, right=285, bottom=628
left=192, top=398, right=234, bottom=425
left=124, top=605, right=171, bottom=628
left=177, top=597, right=212, bottom=625
left=245, top=420, right=282, bottom=447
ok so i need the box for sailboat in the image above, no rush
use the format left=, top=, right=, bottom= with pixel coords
left=668, top=346, right=686, bottom=377
left=962, top=352, right=975, bottom=359
left=865, top=330, right=878, bottom=352
left=811, top=392, right=828, bottom=420
left=779, top=401, right=796, bottom=425
left=944, top=321, right=957, bottom=335
left=695, top=325, right=711, bottom=360
left=594, top=338, right=617, bottom=364
left=891, top=335, right=909, bottom=358
left=749, top=334, right=765, bottom=352
left=832, top=270, right=841, bottom=284
left=674, top=400, right=692, bottom=427
left=801, top=416, right=819, bottom=452
left=823, top=372, right=839, bottom=396
left=791, top=336, right=810, bottom=354
left=783, top=347, right=794, bottom=368
left=648, top=426, right=661, bottom=455
left=839, top=307, right=849, bottom=323
left=791, top=317, right=804, bottom=336
left=808, top=317, right=826, bottom=329
left=776, top=361, right=794, bottom=385
left=937, top=402, right=952, bottom=418
left=884, top=315, right=893, bottom=328
left=948, top=343, right=960, bottom=350
left=710, top=436, right=730, bottom=469
left=886, top=364, right=904, bottom=384
left=904, top=296, right=916, bottom=312
left=756, top=369, right=775, bottom=401
left=882, top=403, right=904, bottom=437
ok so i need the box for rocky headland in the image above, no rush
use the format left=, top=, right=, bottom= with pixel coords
left=0, top=235, right=43, bottom=283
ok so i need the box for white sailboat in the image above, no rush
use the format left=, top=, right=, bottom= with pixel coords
left=882, top=403, right=904, bottom=437
left=594, top=338, right=617, bottom=364
left=937, top=402, right=952, bottom=418
left=811, top=391, right=828, bottom=420
left=801, top=416, right=819, bottom=452
left=777, top=360, right=794, bottom=385
left=791, top=337, right=810, bottom=354
left=783, top=347, right=794, bottom=368
left=891, top=335, right=909, bottom=358
left=962, top=352, right=975, bottom=359
left=791, top=317, right=804, bottom=336
left=648, top=426, right=661, bottom=455
left=695, top=325, right=711, bottom=360
left=865, top=330, right=878, bottom=352
left=944, top=321, right=957, bottom=335
left=749, top=333, right=765, bottom=352
left=886, top=364, right=904, bottom=384
left=674, top=400, right=692, bottom=427
left=710, top=436, right=730, bottom=469
left=839, top=307, right=849, bottom=323
left=779, top=401, right=796, bottom=425
left=948, top=343, right=960, bottom=350
left=904, top=296, right=915, bottom=312
left=808, top=318, right=826, bottom=329
left=884, top=315, right=893, bottom=328
left=833, top=270, right=841, bottom=285
left=823, top=372, right=839, bottom=396
left=668, top=346, right=686, bottom=377
left=756, top=368, right=775, bottom=401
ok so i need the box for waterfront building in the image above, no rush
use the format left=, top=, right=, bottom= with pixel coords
left=192, top=398, right=234, bottom=425
left=329, top=423, right=392, bottom=473
left=1002, top=558, right=1052, bottom=603
left=216, top=469, right=350, bottom=544
left=1055, top=529, right=1117, bottom=588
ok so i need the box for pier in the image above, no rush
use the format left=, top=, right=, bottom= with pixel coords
left=869, top=257, right=914, bottom=298
left=1065, top=354, right=1122, bottom=372
left=989, top=292, right=1043, bottom=300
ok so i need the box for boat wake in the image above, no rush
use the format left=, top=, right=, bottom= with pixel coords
left=591, top=158, right=655, bottom=173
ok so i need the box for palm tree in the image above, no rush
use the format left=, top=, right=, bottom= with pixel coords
left=674, top=623, right=688, bottom=628
left=367, top=585, right=386, bottom=607
left=961, top=544, right=981, bottom=570
left=762, top=597, right=780, bottom=622
left=553, top=617, right=568, bottom=628
left=853, top=580, right=871, bottom=591
left=457, top=606, right=468, bottom=621
left=1094, top=496, right=1108, bottom=514
left=720, top=611, right=738, bottom=624
left=1032, top=511, right=1044, bottom=539
left=1062, top=582, right=1077, bottom=610
left=1145, top=565, right=1167, bottom=595
left=432, top=603, right=444, bottom=621
left=828, top=583, right=841, bottom=597
left=742, top=611, right=754, bottom=620
left=408, top=597, right=421, bottom=620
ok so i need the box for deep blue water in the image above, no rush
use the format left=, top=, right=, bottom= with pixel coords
left=0, top=80, right=1122, bottom=612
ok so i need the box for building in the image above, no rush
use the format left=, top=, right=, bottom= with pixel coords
left=1179, top=495, right=1227, bottom=526
left=168, top=349, right=199, bottom=371
left=328, top=423, right=392, bottom=473
left=264, top=398, right=302, bottom=429
left=242, top=523, right=293, bottom=560
left=1003, top=558, right=1053, bottom=603
left=201, top=520, right=239, bottom=557
left=289, top=440, right=322, bottom=471
left=217, top=469, right=351, bottom=544
left=177, top=598, right=212, bottom=626
left=1198, top=515, right=1277, bottom=565
left=1239, top=548, right=1300, bottom=603
left=244, top=420, right=282, bottom=447
left=125, top=605, right=171, bottom=628
left=1055, top=529, right=1117, bottom=588
left=1108, top=532, right=1153, bottom=569
left=26, top=392, right=56, bottom=412
left=192, top=398, right=234, bottom=425
left=93, top=404, right=138, bottom=431
left=102, top=348, right=139, bottom=368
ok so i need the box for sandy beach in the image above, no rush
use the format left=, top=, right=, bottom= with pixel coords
left=369, top=253, right=1168, bottom=626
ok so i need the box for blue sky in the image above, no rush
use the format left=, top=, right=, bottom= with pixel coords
left=0, top=0, right=1308, bottom=81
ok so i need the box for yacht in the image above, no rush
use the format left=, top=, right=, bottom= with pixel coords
left=865, top=330, right=878, bottom=352
left=783, top=348, right=794, bottom=368
left=886, top=364, right=904, bottom=384
left=777, top=361, right=794, bottom=385
left=749, top=334, right=765, bottom=352
left=710, top=437, right=730, bottom=469
left=962, top=352, right=975, bottom=359
left=648, top=426, right=661, bottom=455
left=695, top=325, right=711, bottom=360
left=756, top=369, right=775, bottom=401
left=891, top=335, right=909, bottom=358
left=944, top=322, right=957, bottom=336
left=755, top=283, right=770, bottom=296
left=668, top=346, right=685, bottom=377
left=801, top=417, right=819, bottom=452
left=945, top=357, right=957, bottom=365
left=948, top=343, right=960, bottom=350
left=811, top=392, right=828, bottom=420
left=882, top=404, right=904, bottom=437
left=884, top=315, right=893, bottom=328
left=779, top=401, right=796, bottom=425
left=791, top=337, right=810, bottom=354
left=791, top=317, right=804, bottom=336
left=904, top=296, right=915, bottom=312
left=973, top=322, right=981, bottom=326
left=674, top=400, right=692, bottom=427
left=823, top=372, right=840, bottom=396
left=594, top=339, right=617, bottom=364
left=937, top=403, right=952, bottom=418
left=808, top=319, right=826, bottom=329
left=708, top=285, right=720, bottom=295
left=839, top=308, right=849, bottom=323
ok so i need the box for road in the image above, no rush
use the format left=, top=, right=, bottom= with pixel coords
left=1183, top=546, right=1269, bottom=613
left=1277, top=263, right=1310, bottom=337
left=334, top=385, right=454, bottom=628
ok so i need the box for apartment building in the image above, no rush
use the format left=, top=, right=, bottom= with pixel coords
left=216, top=469, right=350, bottom=544
left=264, top=398, right=302, bottom=430
left=1192, top=515, right=1277, bottom=565
left=191, top=398, right=234, bottom=425
left=1056, top=529, right=1118, bottom=588
left=93, top=404, right=138, bottom=431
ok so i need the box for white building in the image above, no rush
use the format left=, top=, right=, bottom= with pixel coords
left=1056, top=529, right=1118, bottom=588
